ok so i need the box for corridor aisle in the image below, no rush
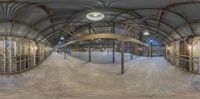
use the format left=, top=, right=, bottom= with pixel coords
left=0, top=52, right=200, bottom=99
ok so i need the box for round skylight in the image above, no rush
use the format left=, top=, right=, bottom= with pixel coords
left=86, top=12, right=104, bottom=21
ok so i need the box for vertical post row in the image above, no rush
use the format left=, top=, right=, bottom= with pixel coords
left=121, top=41, right=124, bottom=74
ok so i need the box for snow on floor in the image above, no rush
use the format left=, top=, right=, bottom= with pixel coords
left=0, top=52, right=200, bottom=99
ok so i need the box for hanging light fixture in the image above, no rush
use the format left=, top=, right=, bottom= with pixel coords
left=143, top=31, right=150, bottom=36
left=86, top=11, right=104, bottom=21
left=60, top=36, right=64, bottom=40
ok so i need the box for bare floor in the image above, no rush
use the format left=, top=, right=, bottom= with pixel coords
left=0, top=52, right=200, bottom=99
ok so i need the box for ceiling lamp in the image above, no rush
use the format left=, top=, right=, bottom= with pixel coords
left=60, top=36, right=64, bottom=40
left=86, top=11, right=104, bottom=21
left=143, top=31, right=150, bottom=36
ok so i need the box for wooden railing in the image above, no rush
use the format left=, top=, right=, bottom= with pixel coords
left=0, top=52, right=52, bottom=74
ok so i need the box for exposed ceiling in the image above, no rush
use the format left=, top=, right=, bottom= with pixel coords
left=0, top=0, right=200, bottom=46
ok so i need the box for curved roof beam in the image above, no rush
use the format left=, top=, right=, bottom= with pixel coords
left=48, top=30, right=169, bottom=46
left=33, top=14, right=180, bottom=42
left=169, top=19, right=200, bottom=36
left=13, top=2, right=54, bottom=20
left=23, top=15, right=72, bottom=38
left=33, top=21, right=67, bottom=40
left=31, top=8, right=142, bottom=34
left=41, top=20, right=171, bottom=44
left=46, top=26, right=169, bottom=45
left=60, top=33, right=148, bottom=47
left=39, top=18, right=173, bottom=44
left=12, top=2, right=55, bottom=39
left=152, top=1, right=200, bottom=37
left=0, top=19, right=39, bottom=34
left=166, top=1, right=200, bottom=9
left=38, top=18, right=200, bottom=44
left=44, top=24, right=170, bottom=44
left=133, top=8, right=195, bottom=36
left=38, top=1, right=99, bottom=9
left=143, top=18, right=184, bottom=38
left=106, top=0, right=124, bottom=7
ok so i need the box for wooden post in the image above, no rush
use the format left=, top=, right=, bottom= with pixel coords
left=151, top=42, right=153, bottom=57
left=121, top=41, right=124, bottom=74
left=189, top=41, right=193, bottom=72
left=64, top=47, right=66, bottom=59
left=148, top=46, right=150, bottom=57
left=89, top=26, right=91, bottom=62
left=112, top=24, right=115, bottom=63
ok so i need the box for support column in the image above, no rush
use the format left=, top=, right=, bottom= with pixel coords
left=69, top=46, right=71, bottom=55
left=112, top=40, right=115, bottom=63
left=148, top=46, right=150, bottom=57
left=121, top=41, right=124, bottom=74
left=89, top=43, right=91, bottom=62
left=3, top=37, right=7, bottom=73
left=189, top=41, right=193, bottom=72
left=131, top=43, right=133, bottom=60
left=139, top=33, right=143, bottom=56
left=64, top=47, right=66, bottom=59
left=150, top=42, right=153, bottom=57
left=88, top=26, right=91, bottom=62
left=112, top=24, right=115, bottom=63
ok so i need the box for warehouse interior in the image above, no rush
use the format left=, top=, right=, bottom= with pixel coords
left=0, top=0, right=200, bottom=99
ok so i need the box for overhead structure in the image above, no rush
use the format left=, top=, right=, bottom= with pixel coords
left=61, top=33, right=148, bottom=47
left=0, top=0, right=197, bottom=45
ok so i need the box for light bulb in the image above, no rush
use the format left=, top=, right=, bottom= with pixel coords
left=60, top=36, right=64, bottom=40
left=143, top=31, right=150, bottom=36
left=86, top=11, right=104, bottom=21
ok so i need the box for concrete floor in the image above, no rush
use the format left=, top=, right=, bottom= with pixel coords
left=0, top=52, right=200, bottom=99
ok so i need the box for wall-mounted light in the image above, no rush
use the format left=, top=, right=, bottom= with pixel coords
left=86, top=11, right=104, bottom=21
left=143, top=31, right=150, bottom=36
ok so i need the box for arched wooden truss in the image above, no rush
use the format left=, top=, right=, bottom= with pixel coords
left=61, top=33, right=148, bottom=47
